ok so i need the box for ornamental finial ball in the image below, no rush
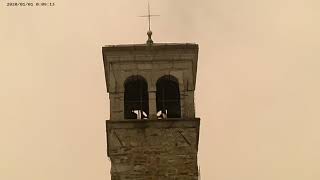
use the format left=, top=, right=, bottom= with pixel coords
left=146, top=30, right=153, bottom=45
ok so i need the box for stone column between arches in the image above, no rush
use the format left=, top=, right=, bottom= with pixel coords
left=148, top=91, right=157, bottom=119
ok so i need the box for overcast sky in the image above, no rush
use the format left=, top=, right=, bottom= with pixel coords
left=1, top=0, right=320, bottom=179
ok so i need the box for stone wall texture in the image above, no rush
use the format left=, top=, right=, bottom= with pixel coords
left=106, top=119, right=200, bottom=180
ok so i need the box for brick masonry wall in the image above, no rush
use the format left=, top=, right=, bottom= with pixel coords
left=106, top=119, right=200, bottom=180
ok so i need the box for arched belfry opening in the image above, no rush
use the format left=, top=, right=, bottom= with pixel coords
left=124, top=75, right=149, bottom=119
left=156, top=75, right=181, bottom=119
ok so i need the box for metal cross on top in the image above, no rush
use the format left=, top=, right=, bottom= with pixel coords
left=139, top=1, right=159, bottom=45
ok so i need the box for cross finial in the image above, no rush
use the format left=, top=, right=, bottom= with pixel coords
left=139, top=1, right=159, bottom=45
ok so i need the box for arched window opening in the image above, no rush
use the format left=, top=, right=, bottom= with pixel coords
left=156, top=75, right=181, bottom=119
left=124, top=76, right=149, bottom=119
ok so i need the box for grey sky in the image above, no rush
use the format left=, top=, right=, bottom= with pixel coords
left=1, top=0, right=320, bottom=179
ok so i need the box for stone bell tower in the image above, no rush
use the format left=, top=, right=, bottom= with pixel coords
left=102, top=30, right=200, bottom=179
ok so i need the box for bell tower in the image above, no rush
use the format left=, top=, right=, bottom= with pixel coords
left=102, top=17, right=200, bottom=178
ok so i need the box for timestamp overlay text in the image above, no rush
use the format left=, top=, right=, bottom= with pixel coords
left=6, top=2, right=55, bottom=7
